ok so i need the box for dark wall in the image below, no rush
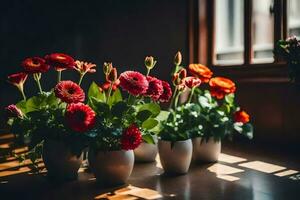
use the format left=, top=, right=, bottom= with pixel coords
left=0, top=0, right=189, bottom=125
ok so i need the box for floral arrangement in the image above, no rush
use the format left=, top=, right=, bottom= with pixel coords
left=85, top=58, right=172, bottom=151
left=5, top=53, right=97, bottom=168
left=274, top=36, right=300, bottom=82
left=160, top=52, right=253, bottom=143
left=5, top=53, right=173, bottom=168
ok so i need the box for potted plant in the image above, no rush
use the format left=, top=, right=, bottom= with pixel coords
left=132, top=56, right=172, bottom=162
left=188, top=64, right=253, bottom=162
left=158, top=52, right=201, bottom=174
left=274, top=36, right=300, bottom=83
left=5, top=53, right=97, bottom=180
left=85, top=62, right=169, bottom=185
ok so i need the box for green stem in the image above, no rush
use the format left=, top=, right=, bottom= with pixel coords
left=78, top=74, right=84, bottom=86
left=18, top=85, right=26, bottom=101
left=146, top=68, right=151, bottom=76
left=33, top=73, right=43, bottom=93
left=169, top=87, right=178, bottom=109
left=188, top=87, right=196, bottom=103
left=174, top=91, right=181, bottom=108
left=57, top=71, right=62, bottom=83
left=106, top=82, right=113, bottom=103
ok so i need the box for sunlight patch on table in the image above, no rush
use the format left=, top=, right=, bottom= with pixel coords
left=216, top=175, right=240, bottom=181
left=274, top=170, right=299, bottom=177
left=239, top=161, right=286, bottom=173
left=218, top=153, right=247, bottom=164
left=208, top=163, right=244, bottom=175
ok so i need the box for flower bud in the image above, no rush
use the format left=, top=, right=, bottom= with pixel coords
left=178, top=68, right=187, bottom=80
left=103, top=62, right=112, bottom=75
left=174, top=51, right=182, bottom=66
left=145, top=56, right=157, bottom=69
left=106, top=67, right=118, bottom=83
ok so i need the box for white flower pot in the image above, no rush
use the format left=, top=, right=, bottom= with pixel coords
left=158, top=139, right=192, bottom=174
left=43, top=139, right=83, bottom=181
left=134, top=136, right=158, bottom=162
left=192, top=137, right=221, bottom=163
left=88, top=149, right=134, bottom=186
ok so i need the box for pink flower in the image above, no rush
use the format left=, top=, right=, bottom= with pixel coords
left=184, top=76, right=201, bottom=88
left=159, top=81, right=172, bottom=102
left=144, top=76, right=164, bottom=101
left=5, top=104, right=23, bottom=118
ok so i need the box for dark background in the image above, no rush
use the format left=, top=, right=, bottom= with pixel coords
left=0, top=0, right=188, bottom=126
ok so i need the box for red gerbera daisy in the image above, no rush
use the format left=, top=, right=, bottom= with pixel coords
left=121, top=124, right=142, bottom=150
left=22, top=57, right=50, bottom=73
left=65, top=103, right=96, bottom=132
left=119, top=71, right=149, bottom=96
left=45, top=53, right=75, bottom=71
left=54, top=80, right=85, bottom=103
left=159, top=81, right=172, bottom=102
left=144, top=76, right=164, bottom=101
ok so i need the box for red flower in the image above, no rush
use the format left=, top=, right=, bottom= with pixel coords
left=234, top=110, right=250, bottom=124
left=119, top=71, right=149, bottom=96
left=54, top=81, right=85, bottom=103
left=209, top=77, right=236, bottom=99
left=65, top=103, right=96, bottom=132
left=121, top=124, right=142, bottom=150
left=8, top=72, right=28, bottom=87
left=159, top=81, right=172, bottom=102
left=144, top=76, right=164, bottom=101
left=106, top=67, right=118, bottom=83
left=74, top=60, right=96, bottom=74
left=22, top=57, right=50, bottom=73
left=184, top=76, right=201, bottom=88
left=172, top=68, right=187, bottom=86
left=102, top=79, right=120, bottom=91
left=189, top=64, right=213, bottom=83
left=45, top=53, right=75, bottom=71
left=5, top=104, right=23, bottom=118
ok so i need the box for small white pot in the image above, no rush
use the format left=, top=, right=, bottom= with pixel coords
left=158, top=139, right=192, bottom=174
left=192, top=137, right=221, bottom=163
left=134, top=142, right=158, bottom=162
left=88, top=149, right=134, bottom=186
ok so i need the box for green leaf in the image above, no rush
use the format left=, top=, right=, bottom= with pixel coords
left=111, top=101, right=128, bottom=118
left=108, top=89, right=122, bottom=106
left=137, top=103, right=160, bottom=117
left=142, top=118, right=159, bottom=130
left=198, top=96, right=211, bottom=109
left=142, top=133, right=155, bottom=144
left=155, top=110, right=170, bottom=122
left=89, top=97, right=110, bottom=116
left=225, top=93, right=235, bottom=105
left=88, top=82, right=106, bottom=102
left=136, top=110, right=152, bottom=122
left=16, top=100, right=27, bottom=113
left=242, top=123, right=254, bottom=139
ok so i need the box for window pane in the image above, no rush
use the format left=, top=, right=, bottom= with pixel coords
left=288, top=0, right=300, bottom=38
left=252, top=0, right=274, bottom=63
left=215, top=0, right=244, bottom=65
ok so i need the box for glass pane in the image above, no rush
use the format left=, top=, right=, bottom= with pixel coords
left=215, top=0, right=244, bottom=65
left=252, top=0, right=274, bottom=63
left=288, top=0, right=300, bottom=38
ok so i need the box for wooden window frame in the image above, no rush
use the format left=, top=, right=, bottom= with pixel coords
left=189, top=0, right=289, bottom=82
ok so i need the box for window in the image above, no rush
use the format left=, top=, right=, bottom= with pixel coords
left=189, top=0, right=300, bottom=76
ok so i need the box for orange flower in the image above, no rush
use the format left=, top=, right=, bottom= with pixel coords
left=209, top=77, right=236, bottom=99
left=74, top=60, right=96, bottom=74
left=234, top=110, right=250, bottom=123
left=189, top=64, right=213, bottom=83
left=184, top=76, right=201, bottom=88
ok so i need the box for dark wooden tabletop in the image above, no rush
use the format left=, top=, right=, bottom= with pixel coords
left=0, top=133, right=299, bottom=200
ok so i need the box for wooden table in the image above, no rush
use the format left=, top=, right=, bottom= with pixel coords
left=0, top=133, right=300, bottom=200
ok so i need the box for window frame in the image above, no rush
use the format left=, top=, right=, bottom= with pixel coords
left=189, top=0, right=289, bottom=82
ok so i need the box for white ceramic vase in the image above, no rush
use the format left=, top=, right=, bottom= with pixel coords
left=43, top=139, right=83, bottom=181
left=88, top=149, right=134, bottom=186
left=158, top=139, right=192, bottom=174
left=192, top=137, right=221, bottom=163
